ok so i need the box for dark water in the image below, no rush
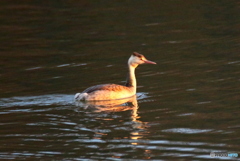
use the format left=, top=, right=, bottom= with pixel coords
left=0, top=1, right=240, bottom=160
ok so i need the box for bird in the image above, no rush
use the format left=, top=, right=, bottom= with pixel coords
left=75, top=52, right=156, bottom=101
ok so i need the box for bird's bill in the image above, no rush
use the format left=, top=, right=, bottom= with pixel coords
left=143, top=60, right=157, bottom=64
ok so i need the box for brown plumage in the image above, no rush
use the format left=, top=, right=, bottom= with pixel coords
left=82, top=84, right=132, bottom=93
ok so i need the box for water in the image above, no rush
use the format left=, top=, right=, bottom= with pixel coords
left=0, top=1, right=240, bottom=160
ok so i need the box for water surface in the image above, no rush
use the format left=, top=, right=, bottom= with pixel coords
left=0, top=1, right=239, bottom=160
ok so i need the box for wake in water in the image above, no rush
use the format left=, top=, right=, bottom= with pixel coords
left=0, top=93, right=149, bottom=108
left=0, top=94, right=73, bottom=107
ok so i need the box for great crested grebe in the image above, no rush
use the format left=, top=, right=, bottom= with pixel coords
left=75, top=52, right=156, bottom=101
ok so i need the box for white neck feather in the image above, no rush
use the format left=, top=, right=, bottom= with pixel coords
left=125, top=64, right=137, bottom=93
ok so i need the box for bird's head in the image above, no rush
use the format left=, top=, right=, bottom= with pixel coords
left=128, top=52, right=156, bottom=68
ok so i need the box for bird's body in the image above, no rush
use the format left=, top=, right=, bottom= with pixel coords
left=75, top=52, right=156, bottom=101
left=75, top=84, right=135, bottom=101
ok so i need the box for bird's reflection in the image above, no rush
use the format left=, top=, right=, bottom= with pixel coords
left=74, top=95, right=147, bottom=142
left=75, top=95, right=138, bottom=112
left=75, top=95, right=142, bottom=123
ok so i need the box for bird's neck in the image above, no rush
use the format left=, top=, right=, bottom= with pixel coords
left=125, top=64, right=137, bottom=92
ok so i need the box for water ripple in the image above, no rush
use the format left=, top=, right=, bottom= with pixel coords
left=0, top=94, right=73, bottom=108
